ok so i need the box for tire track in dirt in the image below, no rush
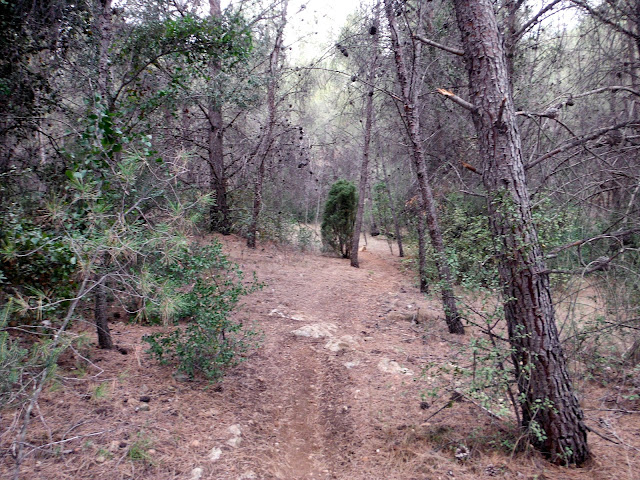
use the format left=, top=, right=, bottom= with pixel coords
left=244, top=327, right=354, bottom=480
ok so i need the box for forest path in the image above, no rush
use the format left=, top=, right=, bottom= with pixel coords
left=212, top=233, right=449, bottom=480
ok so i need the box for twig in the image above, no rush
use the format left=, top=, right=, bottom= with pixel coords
left=12, top=271, right=93, bottom=480
left=453, top=389, right=506, bottom=422
left=24, top=430, right=113, bottom=457
left=585, top=425, right=621, bottom=445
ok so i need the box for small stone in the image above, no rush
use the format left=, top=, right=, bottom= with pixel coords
left=137, top=404, right=150, bottom=412
left=190, top=440, right=201, bottom=448
left=173, top=372, right=190, bottom=382
left=228, top=424, right=242, bottom=437
left=291, top=323, right=337, bottom=338
left=343, top=361, right=360, bottom=369
left=209, top=447, right=222, bottom=461
left=147, top=449, right=156, bottom=455
left=108, top=440, right=119, bottom=452
left=377, top=358, right=414, bottom=376
left=191, top=467, right=203, bottom=480
left=227, top=436, right=242, bottom=448
left=239, top=471, right=257, bottom=479
left=96, top=455, right=106, bottom=463
left=324, top=335, right=357, bottom=352
left=139, top=395, right=151, bottom=403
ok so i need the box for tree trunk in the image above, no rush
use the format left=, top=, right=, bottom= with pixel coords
left=368, top=183, right=380, bottom=236
left=97, top=0, right=113, bottom=106
left=383, top=0, right=463, bottom=334
left=208, top=0, right=230, bottom=234
left=248, top=1, right=287, bottom=248
left=417, top=209, right=429, bottom=293
left=452, top=0, right=589, bottom=464
left=94, top=0, right=114, bottom=351
left=351, top=2, right=380, bottom=268
left=95, top=277, right=113, bottom=349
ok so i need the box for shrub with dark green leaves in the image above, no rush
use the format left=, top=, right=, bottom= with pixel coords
left=0, top=213, right=77, bottom=315
left=321, top=179, right=357, bottom=258
left=143, top=242, right=262, bottom=381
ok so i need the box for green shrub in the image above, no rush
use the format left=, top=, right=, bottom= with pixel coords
left=321, top=179, right=357, bottom=258
left=0, top=213, right=78, bottom=315
left=143, top=242, right=262, bottom=381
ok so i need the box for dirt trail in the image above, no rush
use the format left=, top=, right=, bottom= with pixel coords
left=212, top=234, right=446, bottom=480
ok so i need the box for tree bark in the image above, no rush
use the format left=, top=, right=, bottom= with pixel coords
left=452, top=0, right=589, bottom=464
left=417, top=209, right=429, bottom=293
left=208, top=0, right=230, bottom=234
left=94, top=0, right=114, bottom=351
left=351, top=3, right=380, bottom=268
left=383, top=0, right=463, bottom=334
left=97, top=0, right=113, bottom=106
left=94, top=277, right=113, bottom=349
left=248, top=1, right=287, bottom=248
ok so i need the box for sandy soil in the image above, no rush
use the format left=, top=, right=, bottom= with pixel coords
left=1, top=234, right=639, bottom=480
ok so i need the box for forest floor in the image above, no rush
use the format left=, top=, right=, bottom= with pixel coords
left=2, top=233, right=640, bottom=480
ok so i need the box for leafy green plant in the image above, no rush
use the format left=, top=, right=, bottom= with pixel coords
left=0, top=303, right=28, bottom=406
left=127, top=431, right=154, bottom=465
left=143, top=242, right=262, bottom=381
left=0, top=213, right=78, bottom=318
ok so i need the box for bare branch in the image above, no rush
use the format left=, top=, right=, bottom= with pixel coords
left=573, top=85, right=640, bottom=99
left=570, top=0, right=639, bottom=40
left=546, top=228, right=640, bottom=257
left=413, top=35, right=464, bottom=56
left=512, top=0, right=564, bottom=44
left=526, top=120, right=640, bottom=170
left=436, top=88, right=478, bottom=113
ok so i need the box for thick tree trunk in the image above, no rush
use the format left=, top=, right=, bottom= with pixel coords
left=248, top=1, right=287, bottom=248
left=351, top=3, right=380, bottom=268
left=208, top=0, right=230, bottom=234
left=384, top=0, right=463, bottom=334
left=452, top=0, right=589, bottom=464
